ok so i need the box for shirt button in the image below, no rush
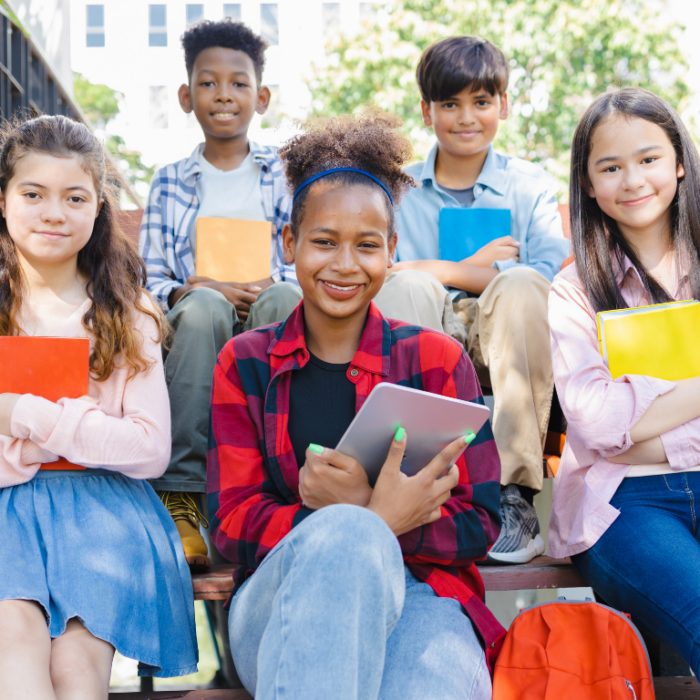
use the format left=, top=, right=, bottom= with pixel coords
left=474, top=185, right=482, bottom=195
left=350, top=368, right=359, bottom=377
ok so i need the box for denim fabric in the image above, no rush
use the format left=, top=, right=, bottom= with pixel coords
left=572, top=473, right=700, bottom=676
left=395, top=143, right=570, bottom=282
left=229, top=504, right=491, bottom=700
left=0, top=470, right=198, bottom=677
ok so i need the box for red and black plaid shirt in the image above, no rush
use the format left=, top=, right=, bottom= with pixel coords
left=207, top=301, right=506, bottom=668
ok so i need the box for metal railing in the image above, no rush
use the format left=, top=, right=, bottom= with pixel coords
left=0, top=3, right=84, bottom=122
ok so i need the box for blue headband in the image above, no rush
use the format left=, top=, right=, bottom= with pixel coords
left=293, top=167, right=394, bottom=205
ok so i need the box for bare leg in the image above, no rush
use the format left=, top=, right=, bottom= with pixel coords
left=0, top=599, right=56, bottom=700
left=50, top=618, right=114, bottom=700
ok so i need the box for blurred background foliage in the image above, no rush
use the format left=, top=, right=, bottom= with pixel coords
left=309, top=0, right=691, bottom=192
left=74, top=72, right=155, bottom=192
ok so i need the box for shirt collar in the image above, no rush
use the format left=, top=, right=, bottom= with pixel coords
left=418, top=142, right=506, bottom=196
left=181, top=140, right=273, bottom=187
left=268, top=300, right=391, bottom=377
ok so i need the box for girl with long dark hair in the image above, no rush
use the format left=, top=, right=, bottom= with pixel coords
left=0, top=116, right=197, bottom=699
left=549, top=87, right=700, bottom=674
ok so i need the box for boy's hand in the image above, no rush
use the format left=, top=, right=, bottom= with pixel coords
left=298, top=445, right=373, bottom=509
left=367, top=431, right=464, bottom=536
left=465, top=236, right=520, bottom=268
left=176, top=277, right=263, bottom=320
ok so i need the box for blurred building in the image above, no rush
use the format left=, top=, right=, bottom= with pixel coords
left=0, top=0, right=83, bottom=120
left=69, top=0, right=377, bottom=172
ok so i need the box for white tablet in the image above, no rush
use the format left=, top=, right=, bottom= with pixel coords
left=335, top=383, right=491, bottom=485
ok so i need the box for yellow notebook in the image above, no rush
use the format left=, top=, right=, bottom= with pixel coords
left=597, top=299, right=700, bottom=380
left=195, top=217, right=273, bottom=283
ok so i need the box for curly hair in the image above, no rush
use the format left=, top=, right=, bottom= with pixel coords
left=279, top=110, right=415, bottom=235
left=0, top=115, right=169, bottom=381
left=181, top=19, right=267, bottom=84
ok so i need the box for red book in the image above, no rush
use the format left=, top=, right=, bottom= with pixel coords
left=0, top=336, right=90, bottom=470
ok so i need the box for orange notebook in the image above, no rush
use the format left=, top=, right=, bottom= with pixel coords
left=195, top=217, right=273, bottom=283
left=0, top=336, right=90, bottom=470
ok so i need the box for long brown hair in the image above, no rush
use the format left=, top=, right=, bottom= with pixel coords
left=570, top=87, right=700, bottom=313
left=0, top=115, right=168, bottom=380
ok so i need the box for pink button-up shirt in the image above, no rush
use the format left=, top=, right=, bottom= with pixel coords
left=547, top=255, right=699, bottom=558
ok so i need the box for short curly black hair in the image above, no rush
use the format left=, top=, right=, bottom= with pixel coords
left=279, top=110, right=415, bottom=236
left=181, top=19, right=267, bottom=84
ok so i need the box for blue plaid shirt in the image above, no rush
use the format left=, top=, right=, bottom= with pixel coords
left=139, top=142, right=296, bottom=310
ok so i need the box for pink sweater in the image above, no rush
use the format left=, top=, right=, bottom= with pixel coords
left=0, top=297, right=171, bottom=487
left=547, top=255, right=695, bottom=558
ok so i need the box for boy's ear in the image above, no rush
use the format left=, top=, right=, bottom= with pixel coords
left=282, top=222, right=296, bottom=264
left=256, top=86, right=271, bottom=115
left=420, top=100, right=433, bottom=128
left=178, top=83, right=193, bottom=114
left=499, top=93, right=509, bottom=120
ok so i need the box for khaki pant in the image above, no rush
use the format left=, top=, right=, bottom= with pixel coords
left=378, top=268, right=553, bottom=492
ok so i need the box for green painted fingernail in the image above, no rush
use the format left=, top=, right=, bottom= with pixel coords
left=309, top=444, right=324, bottom=454
left=394, top=426, right=406, bottom=442
left=464, top=430, right=476, bottom=444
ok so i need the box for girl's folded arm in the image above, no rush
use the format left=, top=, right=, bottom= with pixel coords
left=549, top=277, right=678, bottom=457
left=8, top=314, right=171, bottom=479
left=0, top=435, right=59, bottom=487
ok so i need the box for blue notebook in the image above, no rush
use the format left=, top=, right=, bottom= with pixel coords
left=438, top=208, right=511, bottom=261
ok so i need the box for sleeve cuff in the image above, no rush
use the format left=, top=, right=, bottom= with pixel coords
left=10, top=394, right=62, bottom=441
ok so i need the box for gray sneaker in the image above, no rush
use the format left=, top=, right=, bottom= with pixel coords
left=486, top=484, right=545, bottom=564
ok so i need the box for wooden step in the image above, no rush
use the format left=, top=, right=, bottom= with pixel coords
left=191, top=556, right=588, bottom=601
left=108, top=677, right=700, bottom=699
left=109, top=691, right=252, bottom=699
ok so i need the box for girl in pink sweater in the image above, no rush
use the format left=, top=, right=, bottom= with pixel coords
left=0, top=116, right=197, bottom=699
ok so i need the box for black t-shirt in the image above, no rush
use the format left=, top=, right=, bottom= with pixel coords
left=288, top=352, right=357, bottom=470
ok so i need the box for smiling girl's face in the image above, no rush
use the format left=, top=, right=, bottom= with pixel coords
left=0, top=152, right=101, bottom=269
left=282, top=182, right=396, bottom=322
left=586, top=115, right=684, bottom=242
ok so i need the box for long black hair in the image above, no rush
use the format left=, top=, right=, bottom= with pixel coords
left=570, top=87, right=700, bottom=312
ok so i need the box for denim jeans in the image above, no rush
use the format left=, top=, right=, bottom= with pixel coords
left=229, top=504, right=491, bottom=700
left=572, top=472, right=700, bottom=676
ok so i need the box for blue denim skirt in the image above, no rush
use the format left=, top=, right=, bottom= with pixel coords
left=0, top=469, right=198, bottom=677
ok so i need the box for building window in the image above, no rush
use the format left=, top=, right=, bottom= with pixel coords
left=223, top=3, right=241, bottom=20
left=149, top=5, right=167, bottom=47
left=186, top=4, right=204, bottom=26
left=86, top=5, right=105, bottom=47
left=322, top=3, right=340, bottom=38
left=149, top=86, right=168, bottom=128
left=260, top=4, right=278, bottom=46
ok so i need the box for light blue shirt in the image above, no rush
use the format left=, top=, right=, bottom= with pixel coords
left=395, top=143, right=570, bottom=283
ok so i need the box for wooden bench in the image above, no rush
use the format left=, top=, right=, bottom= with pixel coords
left=108, top=674, right=700, bottom=699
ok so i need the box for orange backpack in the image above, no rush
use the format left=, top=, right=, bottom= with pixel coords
left=492, top=598, right=655, bottom=700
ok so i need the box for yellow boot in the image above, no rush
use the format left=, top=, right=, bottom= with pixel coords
left=160, top=492, right=211, bottom=571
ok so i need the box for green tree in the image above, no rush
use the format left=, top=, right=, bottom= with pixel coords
left=310, top=0, right=691, bottom=189
left=73, top=72, right=154, bottom=195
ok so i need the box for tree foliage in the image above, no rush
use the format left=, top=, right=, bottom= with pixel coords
left=73, top=72, right=154, bottom=195
left=309, top=0, right=691, bottom=188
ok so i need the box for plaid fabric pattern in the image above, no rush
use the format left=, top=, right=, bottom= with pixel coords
left=139, top=141, right=295, bottom=310
left=207, top=301, right=507, bottom=669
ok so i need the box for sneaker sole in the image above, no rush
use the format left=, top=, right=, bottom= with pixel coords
left=486, top=534, right=545, bottom=565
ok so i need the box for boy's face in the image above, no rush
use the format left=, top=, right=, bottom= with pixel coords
left=178, top=47, right=270, bottom=141
left=421, top=85, right=508, bottom=159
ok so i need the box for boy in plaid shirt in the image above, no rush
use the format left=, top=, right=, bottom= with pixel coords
left=140, top=19, right=301, bottom=568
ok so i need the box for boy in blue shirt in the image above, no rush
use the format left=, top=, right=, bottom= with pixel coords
left=140, top=19, right=302, bottom=568
left=390, top=36, right=570, bottom=563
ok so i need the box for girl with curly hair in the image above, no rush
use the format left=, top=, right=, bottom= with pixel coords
left=207, top=111, right=503, bottom=700
left=0, top=116, right=197, bottom=699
